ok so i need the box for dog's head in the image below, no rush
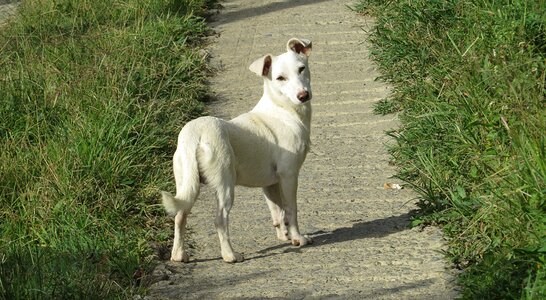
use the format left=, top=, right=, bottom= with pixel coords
left=249, top=38, right=312, bottom=105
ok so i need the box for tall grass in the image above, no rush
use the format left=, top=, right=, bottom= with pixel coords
left=0, top=0, right=215, bottom=298
left=355, top=0, right=545, bottom=298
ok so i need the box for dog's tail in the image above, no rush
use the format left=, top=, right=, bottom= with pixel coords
left=161, top=132, right=201, bottom=216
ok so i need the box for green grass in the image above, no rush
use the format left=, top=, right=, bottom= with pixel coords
left=0, top=0, right=215, bottom=298
left=355, top=0, right=545, bottom=298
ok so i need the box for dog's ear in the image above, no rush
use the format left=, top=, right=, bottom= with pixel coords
left=287, top=38, right=312, bottom=57
left=249, top=55, right=273, bottom=77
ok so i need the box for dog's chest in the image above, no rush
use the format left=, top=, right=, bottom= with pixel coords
left=276, top=123, right=310, bottom=156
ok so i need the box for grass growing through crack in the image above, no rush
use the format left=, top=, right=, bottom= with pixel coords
left=0, top=0, right=215, bottom=298
left=355, top=0, right=545, bottom=298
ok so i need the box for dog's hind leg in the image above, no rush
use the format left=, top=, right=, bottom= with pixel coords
left=280, top=176, right=312, bottom=247
left=171, top=210, right=190, bottom=262
left=167, top=147, right=199, bottom=262
left=167, top=159, right=196, bottom=263
left=215, top=181, right=244, bottom=263
left=263, top=184, right=289, bottom=241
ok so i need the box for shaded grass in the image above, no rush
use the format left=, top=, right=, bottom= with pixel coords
left=355, top=0, right=545, bottom=298
left=0, top=0, right=215, bottom=298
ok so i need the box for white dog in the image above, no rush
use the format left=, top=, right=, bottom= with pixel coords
left=161, top=38, right=313, bottom=263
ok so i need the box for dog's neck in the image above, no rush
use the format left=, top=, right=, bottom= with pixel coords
left=253, top=81, right=312, bottom=132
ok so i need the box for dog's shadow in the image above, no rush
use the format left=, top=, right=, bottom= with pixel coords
left=254, top=212, right=415, bottom=256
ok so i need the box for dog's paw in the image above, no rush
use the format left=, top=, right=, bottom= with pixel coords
left=222, top=252, right=244, bottom=263
left=170, top=250, right=190, bottom=263
left=275, top=227, right=290, bottom=241
left=291, top=235, right=313, bottom=247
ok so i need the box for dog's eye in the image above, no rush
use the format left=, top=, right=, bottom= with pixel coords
left=276, top=75, right=286, bottom=81
left=298, top=66, right=305, bottom=74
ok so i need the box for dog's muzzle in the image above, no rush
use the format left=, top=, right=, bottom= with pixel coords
left=297, top=90, right=310, bottom=103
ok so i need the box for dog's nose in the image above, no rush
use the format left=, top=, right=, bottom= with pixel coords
left=297, top=90, right=310, bottom=102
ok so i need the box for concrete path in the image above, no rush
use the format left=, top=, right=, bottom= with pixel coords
left=149, top=0, right=458, bottom=298
left=0, top=1, right=18, bottom=26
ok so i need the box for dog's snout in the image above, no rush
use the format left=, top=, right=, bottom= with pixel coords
left=297, top=90, right=310, bottom=102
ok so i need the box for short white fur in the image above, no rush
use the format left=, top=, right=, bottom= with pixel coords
left=161, top=38, right=313, bottom=263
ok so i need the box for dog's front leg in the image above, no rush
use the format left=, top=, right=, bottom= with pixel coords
left=279, top=176, right=312, bottom=246
left=263, top=184, right=289, bottom=241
